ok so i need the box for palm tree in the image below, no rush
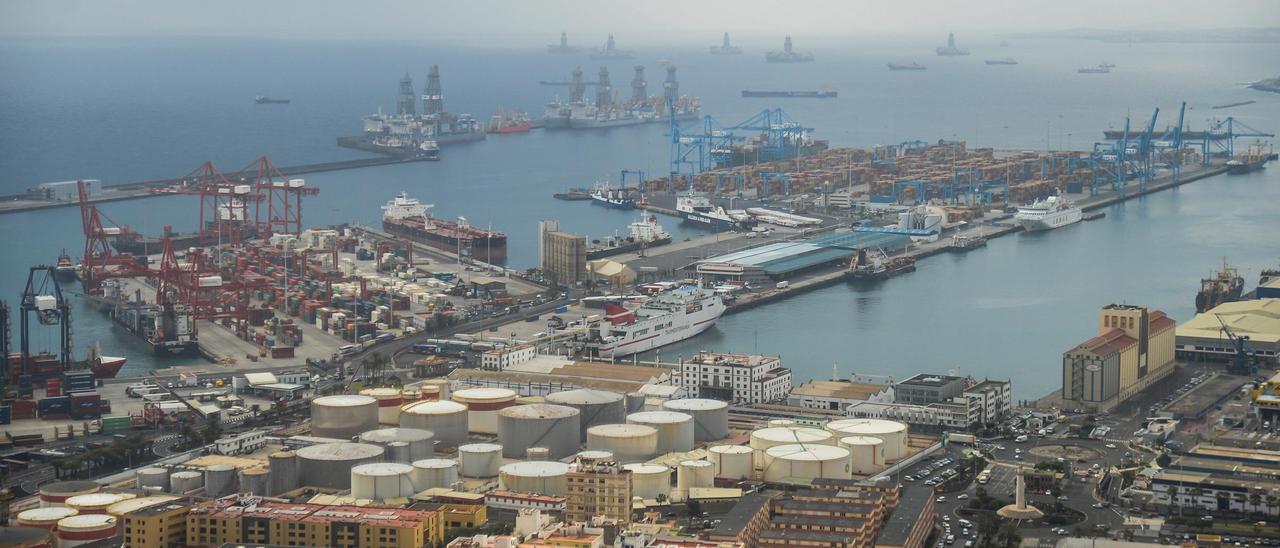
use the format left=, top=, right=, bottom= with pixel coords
left=1249, top=492, right=1262, bottom=516
left=1266, top=494, right=1279, bottom=519
left=1167, top=485, right=1181, bottom=516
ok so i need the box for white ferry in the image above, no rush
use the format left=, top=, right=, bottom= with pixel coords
left=588, top=286, right=723, bottom=358
left=1015, top=196, right=1082, bottom=232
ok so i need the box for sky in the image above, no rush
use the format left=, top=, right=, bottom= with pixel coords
left=2, top=0, right=1277, bottom=43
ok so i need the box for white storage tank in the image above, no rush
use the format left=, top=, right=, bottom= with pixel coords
left=16, top=507, right=78, bottom=531
left=296, top=442, right=386, bottom=490
left=351, top=463, right=416, bottom=500
left=545, top=389, right=627, bottom=440
left=496, top=404, right=581, bottom=459
left=204, top=464, right=238, bottom=498
left=452, top=387, right=518, bottom=434
left=38, top=481, right=100, bottom=508
left=767, top=419, right=796, bottom=427
left=576, top=450, right=614, bottom=462
left=839, top=435, right=886, bottom=475
left=458, top=443, right=503, bottom=478
left=360, top=387, right=406, bottom=425
left=359, top=427, right=436, bottom=462
left=626, top=411, right=694, bottom=454
left=420, top=378, right=450, bottom=400
left=762, top=444, right=852, bottom=483
left=661, top=399, right=729, bottom=442
left=499, top=461, right=570, bottom=496
left=65, top=493, right=135, bottom=515
left=311, top=395, right=380, bottom=440
left=239, top=467, right=269, bottom=496
left=168, top=471, right=203, bottom=494
left=410, top=459, right=459, bottom=490
left=586, top=424, right=659, bottom=463
left=56, top=514, right=118, bottom=548
left=749, top=426, right=834, bottom=452
left=623, top=463, right=671, bottom=500
left=824, top=418, right=909, bottom=461
left=708, top=445, right=754, bottom=479
left=675, top=460, right=714, bottom=501
left=135, top=467, right=170, bottom=491
left=268, top=451, right=300, bottom=496
left=400, top=400, right=468, bottom=446
left=526, top=447, right=551, bottom=460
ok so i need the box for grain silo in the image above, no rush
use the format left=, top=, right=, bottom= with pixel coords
left=675, top=460, right=714, bottom=501
left=268, top=451, right=299, bottom=496
left=499, top=461, right=570, bottom=496
left=38, top=481, right=100, bottom=508
left=203, top=464, right=238, bottom=498
left=626, top=411, right=694, bottom=454
left=708, top=445, right=753, bottom=479
left=351, top=463, right=416, bottom=500
left=311, top=395, right=379, bottom=440
left=65, top=493, right=135, bottom=515
left=410, top=459, right=459, bottom=490
left=545, top=389, right=626, bottom=440
left=358, top=427, right=436, bottom=462
left=452, top=387, right=518, bottom=434
left=16, top=507, right=78, bottom=530
left=839, top=435, right=886, bottom=475
left=168, top=471, right=203, bottom=494
left=239, top=467, right=269, bottom=495
left=296, top=442, right=385, bottom=490
left=586, top=424, right=659, bottom=463
left=458, top=443, right=503, bottom=478
left=496, top=404, right=581, bottom=459
left=622, top=463, right=671, bottom=500
left=56, top=514, right=118, bottom=548
left=660, top=399, right=729, bottom=441
left=824, top=418, right=909, bottom=460
left=762, top=444, right=852, bottom=483
left=135, top=467, right=169, bottom=491
left=399, top=400, right=468, bottom=445
left=360, top=387, right=406, bottom=425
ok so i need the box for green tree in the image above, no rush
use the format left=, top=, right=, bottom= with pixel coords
left=1156, top=453, right=1172, bottom=467
left=202, top=417, right=222, bottom=445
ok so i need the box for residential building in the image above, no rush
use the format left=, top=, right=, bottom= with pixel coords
left=485, top=490, right=567, bottom=514
left=704, top=480, right=918, bottom=548
left=565, top=455, right=633, bottom=525
left=1176, top=299, right=1280, bottom=366
left=186, top=494, right=443, bottom=548
left=122, top=501, right=190, bottom=548
left=1063, top=304, right=1177, bottom=411
left=677, top=351, right=793, bottom=404
left=702, top=493, right=772, bottom=546
left=894, top=374, right=965, bottom=405
left=540, top=220, right=587, bottom=287
left=416, top=503, right=487, bottom=532
left=963, top=379, right=1013, bottom=426
left=788, top=379, right=895, bottom=412
left=480, top=344, right=537, bottom=371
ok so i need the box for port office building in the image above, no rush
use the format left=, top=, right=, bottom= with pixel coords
left=1061, top=304, right=1176, bottom=412
left=691, top=230, right=910, bottom=286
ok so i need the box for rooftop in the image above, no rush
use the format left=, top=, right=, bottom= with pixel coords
left=697, top=231, right=910, bottom=276
left=1177, top=298, right=1280, bottom=345
left=686, top=351, right=781, bottom=368
left=1070, top=327, right=1136, bottom=357
left=706, top=494, right=771, bottom=538
left=876, top=485, right=930, bottom=546
left=897, top=373, right=964, bottom=388
left=790, top=379, right=890, bottom=400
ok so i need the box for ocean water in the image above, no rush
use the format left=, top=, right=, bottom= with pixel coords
left=0, top=35, right=1277, bottom=390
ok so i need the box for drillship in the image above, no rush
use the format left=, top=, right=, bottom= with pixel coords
left=589, top=34, right=635, bottom=60
left=587, top=286, right=724, bottom=358
left=935, top=33, right=970, bottom=56
left=709, top=32, right=742, bottom=55
left=765, top=35, right=814, bottom=63
left=1014, top=195, right=1082, bottom=231
left=382, top=192, right=507, bottom=264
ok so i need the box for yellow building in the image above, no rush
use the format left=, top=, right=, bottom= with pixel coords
left=186, top=495, right=443, bottom=548
left=430, top=503, right=487, bottom=531
left=565, top=456, right=633, bottom=525
left=122, top=502, right=190, bottom=548
left=1062, top=304, right=1176, bottom=411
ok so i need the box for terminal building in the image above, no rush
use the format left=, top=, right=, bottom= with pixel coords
left=1061, top=304, right=1176, bottom=412
left=1176, top=298, right=1280, bottom=366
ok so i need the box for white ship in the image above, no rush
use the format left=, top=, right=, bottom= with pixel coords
left=588, top=286, right=724, bottom=358
left=676, top=192, right=742, bottom=231
left=1015, top=196, right=1082, bottom=231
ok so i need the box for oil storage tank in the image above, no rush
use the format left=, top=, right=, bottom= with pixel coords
left=204, top=465, right=238, bottom=499
left=135, top=467, right=169, bottom=491
left=586, top=424, right=659, bottom=463
left=708, top=445, right=753, bottom=479
left=359, top=427, right=436, bottom=462
left=399, top=400, right=468, bottom=446
left=762, top=444, right=852, bottom=482
left=239, top=467, right=269, bottom=495
left=360, top=387, right=406, bottom=425
left=38, top=481, right=100, bottom=508
left=267, top=451, right=299, bottom=496
left=458, top=443, right=503, bottom=478
left=65, top=493, right=135, bottom=515
left=496, top=404, right=581, bottom=459
left=545, top=389, right=626, bottom=440
left=351, top=463, right=416, bottom=500
left=106, top=496, right=179, bottom=518
left=675, top=460, right=713, bottom=501
left=410, top=459, right=459, bottom=490
left=622, top=463, right=671, bottom=500
left=661, top=399, right=729, bottom=442
left=56, top=514, right=118, bottom=548
left=625, top=392, right=646, bottom=413
left=499, top=461, right=570, bottom=496
left=311, top=395, right=379, bottom=440
left=168, top=471, right=203, bottom=494
left=838, top=435, right=886, bottom=475
left=749, top=426, right=833, bottom=452
left=452, top=388, right=518, bottom=434
left=296, top=442, right=385, bottom=490
left=16, top=507, right=78, bottom=530
left=626, top=411, right=694, bottom=454
left=824, top=418, right=908, bottom=460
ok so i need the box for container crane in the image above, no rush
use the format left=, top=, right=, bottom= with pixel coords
left=1215, top=313, right=1256, bottom=376
left=1152, top=102, right=1187, bottom=184
left=78, top=180, right=148, bottom=292
left=668, top=103, right=739, bottom=190
left=1201, top=117, right=1275, bottom=166
left=18, top=266, right=72, bottom=376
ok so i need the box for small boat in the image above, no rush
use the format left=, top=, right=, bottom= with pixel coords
left=487, top=108, right=533, bottom=134
left=54, top=249, right=77, bottom=282
left=254, top=95, right=290, bottom=104
left=947, top=234, right=987, bottom=251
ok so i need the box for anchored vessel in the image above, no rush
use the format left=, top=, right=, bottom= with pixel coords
left=548, top=32, right=581, bottom=54
left=255, top=96, right=290, bottom=104
left=1196, top=261, right=1244, bottom=313
left=709, top=33, right=742, bottom=55
left=589, top=35, right=636, bottom=60
left=887, top=63, right=926, bottom=71
left=765, top=36, right=814, bottom=63
left=587, top=287, right=724, bottom=358
left=1014, top=195, right=1082, bottom=232
left=936, top=33, right=970, bottom=56
left=1078, top=65, right=1111, bottom=74
left=382, top=192, right=507, bottom=264
left=985, top=58, right=1018, bottom=65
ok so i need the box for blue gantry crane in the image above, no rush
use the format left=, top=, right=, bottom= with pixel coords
left=728, top=108, right=814, bottom=163
left=1199, top=117, right=1275, bottom=166
left=668, top=107, right=740, bottom=190
left=1152, top=102, right=1187, bottom=184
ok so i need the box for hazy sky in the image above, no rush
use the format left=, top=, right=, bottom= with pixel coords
left=2, top=0, right=1276, bottom=42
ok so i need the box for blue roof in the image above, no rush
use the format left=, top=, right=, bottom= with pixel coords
left=699, top=230, right=912, bottom=276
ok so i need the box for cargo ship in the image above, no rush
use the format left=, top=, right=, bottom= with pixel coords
left=741, top=89, right=837, bottom=98
left=54, top=249, right=77, bottom=282
left=1196, top=261, right=1245, bottom=313
left=935, top=33, right=970, bottom=56
left=590, top=185, right=636, bottom=209
left=985, top=58, right=1018, bottom=65
left=486, top=109, right=532, bottom=134
left=7, top=349, right=126, bottom=380
left=1227, top=143, right=1271, bottom=174
left=888, top=63, right=926, bottom=71
left=100, top=280, right=199, bottom=355
left=1078, top=65, right=1111, bottom=74
left=765, top=36, right=814, bottom=63
left=586, top=286, right=724, bottom=358
left=112, top=223, right=259, bottom=255
left=1014, top=195, right=1082, bottom=232
left=255, top=96, right=290, bottom=104
left=586, top=214, right=672, bottom=260
left=845, top=248, right=916, bottom=281
left=382, top=192, right=507, bottom=264
left=589, top=34, right=635, bottom=60
left=553, top=188, right=592, bottom=201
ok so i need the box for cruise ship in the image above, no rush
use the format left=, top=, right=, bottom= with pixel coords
left=1015, top=196, right=1082, bottom=232
left=587, top=286, right=724, bottom=358
left=382, top=192, right=507, bottom=263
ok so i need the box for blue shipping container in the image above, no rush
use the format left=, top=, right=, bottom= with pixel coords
left=0, top=406, right=10, bottom=425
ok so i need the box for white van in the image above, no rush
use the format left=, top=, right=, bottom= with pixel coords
left=1015, top=434, right=1029, bottom=443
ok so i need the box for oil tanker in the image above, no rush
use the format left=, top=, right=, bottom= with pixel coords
left=382, top=192, right=507, bottom=264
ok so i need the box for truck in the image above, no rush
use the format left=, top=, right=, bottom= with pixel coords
left=412, top=343, right=441, bottom=355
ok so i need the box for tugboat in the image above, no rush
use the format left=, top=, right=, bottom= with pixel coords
left=1196, top=260, right=1245, bottom=313
left=54, top=249, right=77, bottom=282
left=845, top=247, right=916, bottom=281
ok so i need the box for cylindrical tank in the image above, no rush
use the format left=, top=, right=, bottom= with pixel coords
left=268, top=451, right=299, bottom=496
left=384, top=442, right=411, bottom=463
left=623, top=463, right=671, bottom=500
left=350, top=463, right=416, bottom=500
left=624, top=392, right=646, bottom=414
left=749, top=426, right=834, bottom=452
left=676, top=460, right=714, bottom=501
left=496, top=404, right=581, bottom=459
left=399, top=400, right=468, bottom=446
left=0, top=526, right=53, bottom=547
left=762, top=444, right=853, bottom=482
left=239, top=467, right=269, bottom=495
left=65, top=493, right=135, bottom=515
left=56, top=514, right=117, bottom=548
left=526, top=447, right=551, bottom=460
left=360, top=387, right=406, bottom=425
left=38, top=481, right=100, bottom=508
left=135, top=467, right=169, bottom=491
left=458, top=443, right=503, bottom=478
left=661, top=399, right=729, bottom=442
left=576, top=450, right=614, bottom=462
left=586, top=424, right=659, bottom=463
left=499, top=461, right=570, bottom=496
left=545, top=389, right=626, bottom=440
left=768, top=419, right=796, bottom=427
left=311, top=395, right=379, bottom=440
left=16, top=507, right=78, bottom=531
left=296, top=442, right=385, bottom=490
left=106, top=496, right=179, bottom=518
left=824, top=418, right=909, bottom=461
left=410, top=459, right=459, bottom=491
left=839, top=435, right=887, bottom=475
left=452, top=388, right=518, bottom=434
left=626, top=411, right=694, bottom=454
left=359, top=427, right=436, bottom=463
left=420, top=378, right=450, bottom=400
left=168, top=471, right=203, bottom=494
left=204, top=464, right=238, bottom=499
left=708, top=445, right=753, bottom=479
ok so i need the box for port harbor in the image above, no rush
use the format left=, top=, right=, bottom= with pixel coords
left=4, top=13, right=1280, bottom=548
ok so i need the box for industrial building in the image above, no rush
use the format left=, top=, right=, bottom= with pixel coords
left=1062, top=304, right=1177, bottom=411
left=32, top=179, right=101, bottom=201
left=539, top=219, right=587, bottom=286
left=564, top=454, right=633, bottom=525
left=186, top=494, right=444, bottom=548
left=692, top=230, right=911, bottom=285
left=677, top=351, right=793, bottom=404
left=1176, top=298, right=1280, bottom=366
left=788, top=379, right=895, bottom=412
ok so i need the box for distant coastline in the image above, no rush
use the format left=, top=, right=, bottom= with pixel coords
left=1010, top=27, right=1280, bottom=44
left=1250, top=76, right=1280, bottom=94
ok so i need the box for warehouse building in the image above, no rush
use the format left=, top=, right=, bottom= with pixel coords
left=1176, top=299, right=1280, bottom=366
left=678, top=351, right=793, bottom=404
left=788, top=379, right=895, bottom=412
left=692, top=230, right=910, bottom=285
left=703, top=480, right=922, bottom=548
left=32, top=179, right=101, bottom=201
left=1062, top=304, right=1176, bottom=412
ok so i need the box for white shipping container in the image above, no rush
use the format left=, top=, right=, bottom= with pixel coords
left=34, top=295, right=57, bottom=311
left=197, top=276, right=224, bottom=288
